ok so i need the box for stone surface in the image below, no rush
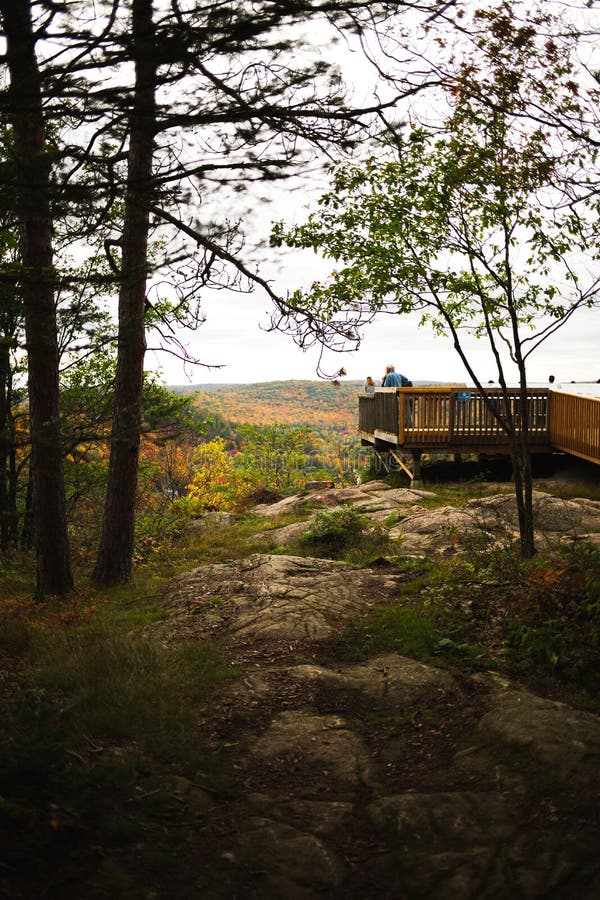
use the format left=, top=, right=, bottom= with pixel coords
left=258, top=520, right=310, bottom=545
left=188, top=510, right=238, bottom=528
left=247, top=709, right=374, bottom=792
left=152, top=554, right=403, bottom=645
left=246, top=794, right=353, bottom=836
left=234, top=816, right=347, bottom=890
left=471, top=690, right=600, bottom=785
left=369, top=791, right=518, bottom=899
left=285, top=653, right=456, bottom=709
left=143, top=487, right=600, bottom=898
left=466, top=491, right=600, bottom=534
left=249, top=485, right=600, bottom=558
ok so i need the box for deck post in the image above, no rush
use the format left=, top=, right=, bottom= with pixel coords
left=411, top=451, right=423, bottom=486
left=398, top=390, right=406, bottom=444
left=449, top=390, right=456, bottom=440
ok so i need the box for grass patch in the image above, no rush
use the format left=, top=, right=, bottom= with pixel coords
left=500, top=542, right=600, bottom=696
left=0, top=594, right=233, bottom=898
left=25, top=625, right=230, bottom=761
left=332, top=594, right=475, bottom=667
left=177, top=513, right=301, bottom=566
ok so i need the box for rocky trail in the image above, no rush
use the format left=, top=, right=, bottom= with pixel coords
left=143, top=481, right=600, bottom=899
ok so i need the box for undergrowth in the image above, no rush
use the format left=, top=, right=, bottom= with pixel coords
left=331, top=541, right=600, bottom=706
left=298, top=504, right=392, bottom=563
left=0, top=562, right=234, bottom=898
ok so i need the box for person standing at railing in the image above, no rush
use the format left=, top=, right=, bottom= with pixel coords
left=364, top=376, right=376, bottom=394
left=382, top=365, right=413, bottom=425
left=548, top=374, right=562, bottom=390
left=382, top=364, right=412, bottom=387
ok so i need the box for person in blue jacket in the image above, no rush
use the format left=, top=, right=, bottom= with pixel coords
left=382, top=365, right=406, bottom=387
left=382, top=365, right=413, bottom=425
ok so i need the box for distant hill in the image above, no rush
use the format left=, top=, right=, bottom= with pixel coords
left=171, top=380, right=364, bottom=430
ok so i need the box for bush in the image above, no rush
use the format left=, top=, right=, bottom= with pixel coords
left=299, top=505, right=392, bottom=562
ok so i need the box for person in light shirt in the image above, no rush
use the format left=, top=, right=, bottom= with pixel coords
left=364, top=376, right=376, bottom=394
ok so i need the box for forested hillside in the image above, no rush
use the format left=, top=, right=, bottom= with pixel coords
left=173, top=380, right=363, bottom=430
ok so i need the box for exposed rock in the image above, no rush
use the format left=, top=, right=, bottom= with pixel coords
left=248, top=482, right=599, bottom=559
left=153, top=554, right=403, bottom=645
left=247, top=709, right=374, bottom=792
left=144, top=487, right=600, bottom=899
left=357, top=479, right=391, bottom=491
left=158, top=775, right=215, bottom=817
left=246, top=794, right=353, bottom=836
left=390, top=505, right=481, bottom=537
left=188, top=510, right=238, bottom=528
left=469, top=690, right=600, bottom=785
left=367, top=790, right=587, bottom=900
left=467, top=491, right=600, bottom=535
left=284, top=653, right=456, bottom=710
left=233, top=816, right=347, bottom=893
left=258, top=521, right=309, bottom=546
left=305, top=480, right=334, bottom=490
left=251, top=481, right=435, bottom=521
left=388, top=504, right=488, bottom=555
left=252, top=494, right=312, bottom=517
left=386, top=491, right=600, bottom=556
left=362, top=486, right=437, bottom=503
left=309, top=486, right=375, bottom=506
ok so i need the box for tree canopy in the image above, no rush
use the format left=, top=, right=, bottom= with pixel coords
left=272, top=1, right=600, bottom=556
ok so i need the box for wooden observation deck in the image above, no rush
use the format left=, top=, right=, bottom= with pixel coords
left=358, top=386, right=600, bottom=480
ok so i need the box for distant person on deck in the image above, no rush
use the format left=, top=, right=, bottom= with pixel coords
left=364, top=376, right=376, bottom=395
left=548, top=374, right=562, bottom=390
left=382, top=365, right=406, bottom=387
left=382, top=365, right=413, bottom=425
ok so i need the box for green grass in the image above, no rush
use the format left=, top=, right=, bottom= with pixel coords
left=332, top=596, right=478, bottom=668
left=537, top=481, right=600, bottom=502
left=27, top=626, right=230, bottom=759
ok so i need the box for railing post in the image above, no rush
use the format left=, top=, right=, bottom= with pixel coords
left=398, top=389, right=406, bottom=444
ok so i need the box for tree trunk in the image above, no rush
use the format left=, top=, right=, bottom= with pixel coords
left=93, top=0, right=156, bottom=585
left=0, top=0, right=73, bottom=594
left=509, top=365, right=535, bottom=560
left=0, top=336, right=9, bottom=552
left=509, top=437, right=535, bottom=559
left=20, top=461, right=34, bottom=551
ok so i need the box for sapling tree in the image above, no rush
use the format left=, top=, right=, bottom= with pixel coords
left=273, top=5, right=600, bottom=557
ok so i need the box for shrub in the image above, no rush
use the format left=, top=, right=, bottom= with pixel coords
left=299, top=505, right=391, bottom=562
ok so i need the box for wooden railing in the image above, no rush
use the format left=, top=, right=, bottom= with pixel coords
left=549, top=391, right=600, bottom=464
left=358, top=386, right=551, bottom=451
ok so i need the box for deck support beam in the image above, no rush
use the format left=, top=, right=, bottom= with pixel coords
left=387, top=450, right=414, bottom=482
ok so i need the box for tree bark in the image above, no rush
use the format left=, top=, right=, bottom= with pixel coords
left=0, top=335, right=9, bottom=552
left=93, top=0, right=156, bottom=585
left=0, top=0, right=73, bottom=594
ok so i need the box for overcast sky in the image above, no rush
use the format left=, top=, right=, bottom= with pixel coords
left=146, top=167, right=600, bottom=390
left=145, top=2, right=600, bottom=390
left=146, top=266, right=599, bottom=389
